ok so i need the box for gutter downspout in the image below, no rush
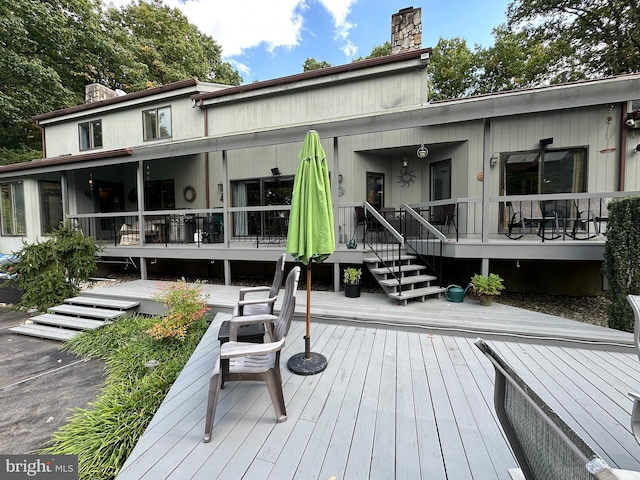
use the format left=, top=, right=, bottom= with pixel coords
left=204, top=108, right=210, bottom=208
left=619, top=102, right=627, bottom=191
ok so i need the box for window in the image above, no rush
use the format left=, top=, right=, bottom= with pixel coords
left=79, top=120, right=102, bottom=150
left=143, top=107, right=172, bottom=141
left=231, top=176, right=294, bottom=236
left=1, top=182, right=26, bottom=236
left=39, top=181, right=63, bottom=234
left=503, top=148, right=586, bottom=196
left=145, top=180, right=175, bottom=210
left=430, top=159, right=452, bottom=201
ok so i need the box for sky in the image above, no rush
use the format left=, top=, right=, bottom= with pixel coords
left=107, top=0, right=512, bottom=85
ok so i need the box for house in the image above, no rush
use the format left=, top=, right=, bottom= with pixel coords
left=1, top=8, right=639, bottom=298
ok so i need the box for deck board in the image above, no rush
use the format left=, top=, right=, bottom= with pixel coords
left=94, top=280, right=640, bottom=480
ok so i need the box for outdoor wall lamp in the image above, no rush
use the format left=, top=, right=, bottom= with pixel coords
left=402, top=157, right=409, bottom=168
left=539, top=137, right=554, bottom=148
left=338, top=174, right=343, bottom=183
left=271, top=167, right=281, bottom=176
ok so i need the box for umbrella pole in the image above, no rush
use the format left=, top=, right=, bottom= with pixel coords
left=305, top=263, right=312, bottom=358
left=287, top=261, right=328, bottom=375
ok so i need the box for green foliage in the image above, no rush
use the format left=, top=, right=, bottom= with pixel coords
left=44, top=314, right=208, bottom=480
left=603, top=197, right=640, bottom=332
left=352, top=41, right=392, bottom=62
left=427, top=37, right=480, bottom=100
left=507, top=0, right=640, bottom=78
left=470, top=273, right=505, bottom=297
left=8, top=224, right=102, bottom=311
left=146, top=280, right=210, bottom=340
left=1, top=0, right=241, bottom=160
left=343, top=267, right=362, bottom=285
left=303, top=57, right=332, bottom=72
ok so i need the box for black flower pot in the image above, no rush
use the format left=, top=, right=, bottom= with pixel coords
left=344, top=283, right=361, bottom=298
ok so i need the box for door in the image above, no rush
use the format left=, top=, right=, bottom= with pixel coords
left=366, top=172, right=384, bottom=210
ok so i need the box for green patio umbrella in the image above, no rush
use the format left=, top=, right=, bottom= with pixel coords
left=286, top=130, right=335, bottom=375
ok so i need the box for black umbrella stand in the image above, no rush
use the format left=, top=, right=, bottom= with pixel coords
left=287, top=263, right=328, bottom=375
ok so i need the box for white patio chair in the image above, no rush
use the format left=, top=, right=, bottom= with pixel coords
left=475, top=338, right=640, bottom=479
left=203, top=266, right=300, bottom=443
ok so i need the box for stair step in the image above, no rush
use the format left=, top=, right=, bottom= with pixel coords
left=66, top=296, right=139, bottom=310
left=369, top=264, right=425, bottom=276
left=9, top=324, right=80, bottom=341
left=363, top=254, right=416, bottom=264
left=48, top=304, right=126, bottom=321
left=389, top=286, right=446, bottom=305
left=30, top=313, right=107, bottom=331
left=379, top=274, right=437, bottom=288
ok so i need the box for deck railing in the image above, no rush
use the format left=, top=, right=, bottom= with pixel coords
left=67, top=191, right=639, bottom=249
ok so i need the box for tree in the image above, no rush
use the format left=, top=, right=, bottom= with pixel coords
left=427, top=38, right=480, bottom=101
left=303, top=58, right=332, bottom=72
left=352, top=41, right=392, bottom=62
left=0, top=0, right=241, bottom=160
left=105, top=0, right=241, bottom=88
left=506, top=0, right=640, bottom=78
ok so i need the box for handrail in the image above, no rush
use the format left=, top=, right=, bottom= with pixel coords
left=364, top=203, right=404, bottom=244
left=401, top=204, right=447, bottom=242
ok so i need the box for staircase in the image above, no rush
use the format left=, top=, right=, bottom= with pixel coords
left=9, top=296, right=139, bottom=341
left=364, top=248, right=445, bottom=305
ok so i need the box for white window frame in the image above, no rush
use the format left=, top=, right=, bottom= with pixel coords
left=78, top=119, right=103, bottom=151
left=1, top=182, right=26, bottom=236
left=142, top=106, right=172, bottom=141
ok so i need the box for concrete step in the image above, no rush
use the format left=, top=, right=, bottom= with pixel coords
left=369, top=264, right=425, bottom=276
left=65, top=296, right=139, bottom=311
left=30, top=313, right=107, bottom=331
left=379, top=274, right=437, bottom=288
left=9, top=324, right=80, bottom=341
left=48, top=304, right=126, bottom=321
left=388, top=286, right=446, bottom=305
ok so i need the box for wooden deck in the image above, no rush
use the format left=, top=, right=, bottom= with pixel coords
left=87, top=281, right=640, bottom=479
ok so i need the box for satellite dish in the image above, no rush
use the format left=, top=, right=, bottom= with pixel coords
left=115, top=89, right=126, bottom=96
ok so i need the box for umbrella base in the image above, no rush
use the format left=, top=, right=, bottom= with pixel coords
left=287, top=352, right=328, bottom=375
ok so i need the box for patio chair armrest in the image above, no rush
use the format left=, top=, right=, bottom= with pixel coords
left=229, top=313, right=276, bottom=341
left=220, top=338, right=285, bottom=359
left=239, top=286, right=271, bottom=301
left=629, top=391, right=640, bottom=444
left=236, top=296, right=277, bottom=316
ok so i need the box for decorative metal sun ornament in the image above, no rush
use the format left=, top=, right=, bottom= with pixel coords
left=397, top=167, right=416, bottom=187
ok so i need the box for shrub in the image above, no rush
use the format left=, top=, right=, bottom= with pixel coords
left=603, top=196, right=640, bottom=332
left=8, top=223, right=102, bottom=310
left=470, top=273, right=505, bottom=297
left=145, top=279, right=210, bottom=340
left=42, top=315, right=208, bottom=480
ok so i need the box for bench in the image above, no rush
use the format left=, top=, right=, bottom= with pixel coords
left=475, top=338, right=640, bottom=480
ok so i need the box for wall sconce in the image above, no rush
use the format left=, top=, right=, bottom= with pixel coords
left=271, top=167, right=281, bottom=176
left=402, top=157, right=409, bottom=168
left=539, top=137, right=553, bottom=148
left=338, top=174, right=343, bottom=183
left=490, top=153, right=499, bottom=166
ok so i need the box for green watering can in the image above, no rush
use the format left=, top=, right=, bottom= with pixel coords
left=445, top=284, right=471, bottom=303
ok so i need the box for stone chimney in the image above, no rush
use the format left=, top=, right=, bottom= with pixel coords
left=391, top=7, right=422, bottom=54
left=85, top=83, right=119, bottom=104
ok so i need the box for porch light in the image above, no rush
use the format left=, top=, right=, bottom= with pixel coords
left=402, top=157, right=409, bottom=168
left=271, top=167, right=281, bottom=176
left=539, top=137, right=553, bottom=148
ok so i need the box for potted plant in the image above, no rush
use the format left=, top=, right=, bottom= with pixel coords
left=470, top=273, right=505, bottom=306
left=343, top=267, right=362, bottom=298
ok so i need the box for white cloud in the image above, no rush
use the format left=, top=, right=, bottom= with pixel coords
left=106, top=0, right=307, bottom=58
left=341, top=40, right=358, bottom=58
left=317, top=0, right=357, bottom=35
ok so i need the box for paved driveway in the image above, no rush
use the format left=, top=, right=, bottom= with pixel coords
left=0, top=308, right=105, bottom=454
